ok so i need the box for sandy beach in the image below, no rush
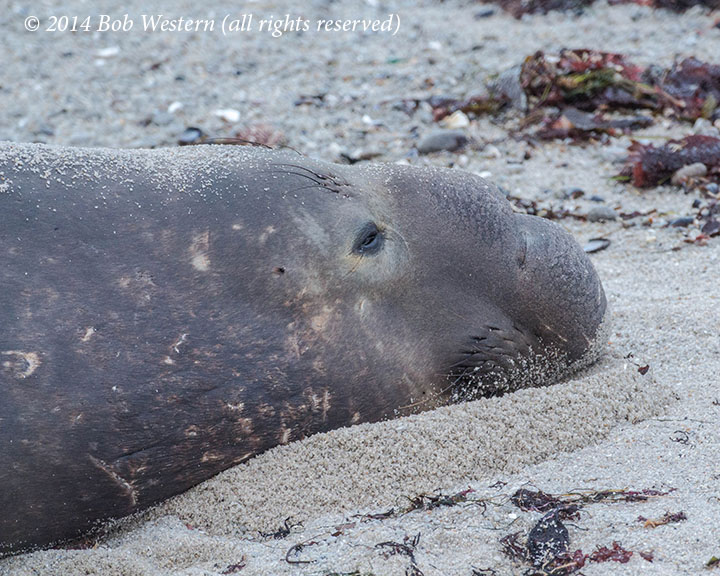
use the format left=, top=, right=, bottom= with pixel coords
left=1, top=1, right=719, bottom=574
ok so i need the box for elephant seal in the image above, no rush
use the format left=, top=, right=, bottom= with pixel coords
left=0, top=142, right=607, bottom=555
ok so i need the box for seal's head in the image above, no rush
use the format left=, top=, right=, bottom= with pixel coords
left=248, top=154, right=607, bottom=415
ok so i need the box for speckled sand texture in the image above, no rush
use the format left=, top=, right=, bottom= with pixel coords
left=2, top=0, right=720, bottom=574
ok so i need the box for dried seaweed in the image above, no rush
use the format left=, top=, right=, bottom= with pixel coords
left=259, top=517, right=300, bottom=540
left=421, top=50, right=720, bottom=142
left=487, top=0, right=594, bottom=18
left=536, top=107, right=652, bottom=140
left=609, top=0, right=720, bottom=12
left=637, top=510, right=687, bottom=528
left=376, top=533, right=423, bottom=576
left=404, top=488, right=477, bottom=513
left=588, top=541, right=633, bottom=563
left=520, top=50, right=652, bottom=112
left=221, top=557, right=247, bottom=574
left=621, top=135, right=720, bottom=187
left=511, top=489, right=564, bottom=512
left=490, top=0, right=720, bottom=18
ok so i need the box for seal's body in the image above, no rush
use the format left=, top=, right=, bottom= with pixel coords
left=0, top=143, right=606, bottom=555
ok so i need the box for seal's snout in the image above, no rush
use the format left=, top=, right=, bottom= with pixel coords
left=516, top=215, right=607, bottom=363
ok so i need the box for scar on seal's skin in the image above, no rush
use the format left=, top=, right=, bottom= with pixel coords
left=87, top=454, right=137, bottom=507
left=80, top=327, right=95, bottom=342
left=2, top=351, right=41, bottom=379
left=190, top=230, right=210, bottom=271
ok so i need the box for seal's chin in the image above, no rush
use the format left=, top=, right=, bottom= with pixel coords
left=447, top=311, right=610, bottom=402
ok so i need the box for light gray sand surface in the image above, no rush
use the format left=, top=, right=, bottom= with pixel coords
left=2, top=0, right=720, bottom=574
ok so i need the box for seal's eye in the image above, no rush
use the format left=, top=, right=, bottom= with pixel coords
left=353, top=222, right=383, bottom=256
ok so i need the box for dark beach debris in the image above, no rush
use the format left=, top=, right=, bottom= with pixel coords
left=285, top=537, right=320, bottom=565
left=294, top=93, right=327, bottom=107
left=647, top=56, right=720, bottom=121
left=695, top=197, right=720, bottom=238
left=485, top=0, right=594, bottom=18
left=670, top=430, right=692, bottom=444
left=418, top=50, right=720, bottom=143
left=471, top=568, right=498, bottom=576
left=511, top=488, right=564, bottom=513
left=221, top=556, right=247, bottom=574
left=536, top=107, right=653, bottom=140
left=709, top=556, right=720, bottom=568
left=375, top=532, right=424, bottom=576
left=501, top=532, right=651, bottom=575
left=638, top=364, right=650, bottom=375
left=510, top=487, right=673, bottom=510
left=637, top=510, right=688, bottom=528
left=639, top=550, right=655, bottom=562
left=178, top=126, right=206, bottom=146
left=354, top=509, right=396, bottom=522
left=259, top=516, right=301, bottom=540
left=670, top=216, right=696, bottom=227
left=331, top=522, right=357, bottom=537
left=500, top=531, right=528, bottom=562
left=507, top=196, right=578, bottom=220
left=527, top=510, right=570, bottom=567
left=489, top=0, right=720, bottom=18
left=353, top=488, right=484, bottom=523
left=404, top=488, right=478, bottom=513
left=502, top=531, right=652, bottom=575
left=520, top=50, right=651, bottom=112
left=589, top=541, right=634, bottom=563
left=620, top=135, right=720, bottom=187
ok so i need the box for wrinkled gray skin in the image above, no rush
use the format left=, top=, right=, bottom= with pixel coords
left=0, top=143, right=606, bottom=555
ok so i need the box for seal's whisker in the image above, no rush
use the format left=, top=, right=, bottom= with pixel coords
left=266, top=169, right=326, bottom=188
left=270, top=163, right=343, bottom=186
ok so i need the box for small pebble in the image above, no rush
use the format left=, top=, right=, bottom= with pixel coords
left=178, top=127, right=205, bottom=146
left=417, top=130, right=468, bottom=154
left=441, top=110, right=470, bottom=129
left=584, top=238, right=610, bottom=253
left=95, top=46, right=119, bottom=58
left=215, top=108, right=241, bottom=123
left=563, top=187, right=585, bottom=199
left=589, top=195, right=605, bottom=203
left=482, top=144, right=502, bottom=159
left=670, top=216, right=695, bottom=228
left=474, top=7, right=496, bottom=18
left=587, top=206, right=617, bottom=222
left=671, top=162, right=707, bottom=185
left=167, top=101, right=183, bottom=114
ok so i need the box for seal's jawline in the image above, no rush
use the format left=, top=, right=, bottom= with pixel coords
left=448, top=311, right=611, bottom=402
